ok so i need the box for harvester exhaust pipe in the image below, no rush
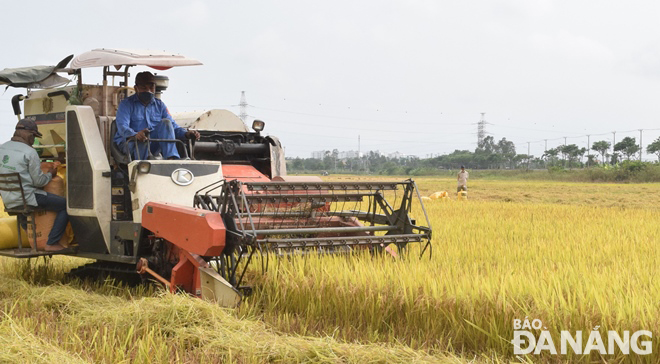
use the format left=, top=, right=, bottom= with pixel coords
left=11, top=94, right=24, bottom=121
left=194, top=141, right=268, bottom=156
left=153, top=74, right=169, bottom=99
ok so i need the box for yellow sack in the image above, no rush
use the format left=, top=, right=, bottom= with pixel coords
left=0, top=216, right=29, bottom=249
left=457, top=191, right=468, bottom=200
left=0, top=198, right=10, bottom=218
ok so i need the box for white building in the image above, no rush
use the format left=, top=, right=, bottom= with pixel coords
left=311, top=150, right=326, bottom=159
left=339, top=150, right=360, bottom=159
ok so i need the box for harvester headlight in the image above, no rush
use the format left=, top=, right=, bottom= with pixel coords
left=137, top=161, right=151, bottom=174
left=252, top=119, right=265, bottom=132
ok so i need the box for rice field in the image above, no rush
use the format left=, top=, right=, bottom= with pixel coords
left=1, top=176, right=659, bottom=363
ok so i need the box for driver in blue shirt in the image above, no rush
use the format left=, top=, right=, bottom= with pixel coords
left=113, top=71, right=200, bottom=160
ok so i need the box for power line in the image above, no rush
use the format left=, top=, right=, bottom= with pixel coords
left=488, top=123, right=583, bottom=135
left=248, top=104, right=468, bottom=126
left=257, top=96, right=483, bottom=118
left=278, top=130, right=475, bottom=145
left=248, top=114, right=477, bottom=135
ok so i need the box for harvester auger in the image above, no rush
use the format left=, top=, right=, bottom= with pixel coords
left=0, top=48, right=432, bottom=308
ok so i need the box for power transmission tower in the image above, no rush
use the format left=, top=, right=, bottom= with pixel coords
left=587, top=135, right=590, bottom=167
left=639, top=129, right=643, bottom=161
left=612, top=131, right=616, bottom=161
left=239, top=91, right=248, bottom=123
left=477, top=113, right=487, bottom=147
left=527, top=142, right=531, bottom=170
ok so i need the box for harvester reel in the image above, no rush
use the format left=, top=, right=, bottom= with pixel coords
left=193, top=178, right=433, bottom=283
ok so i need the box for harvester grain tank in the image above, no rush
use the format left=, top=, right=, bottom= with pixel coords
left=0, top=49, right=432, bottom=307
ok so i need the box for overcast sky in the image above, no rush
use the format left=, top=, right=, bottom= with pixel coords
left=1, top=0, right=660, bottom=159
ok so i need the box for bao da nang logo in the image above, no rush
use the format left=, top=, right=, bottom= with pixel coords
left=512, top=318, right=652, bottom=355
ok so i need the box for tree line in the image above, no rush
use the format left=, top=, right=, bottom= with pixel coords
left=287, top=136, right=660, bottom=174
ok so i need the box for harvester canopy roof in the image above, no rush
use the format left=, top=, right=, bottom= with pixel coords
left=71, top=48, right=202, bottom=70
left=0, top=55, right=73, bottom=89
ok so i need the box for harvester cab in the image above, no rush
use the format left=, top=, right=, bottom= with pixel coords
left=0, top=49, right=432, bottom=307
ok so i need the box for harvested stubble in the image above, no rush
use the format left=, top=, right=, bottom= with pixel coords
left=0, top=267, right=463, bottom=363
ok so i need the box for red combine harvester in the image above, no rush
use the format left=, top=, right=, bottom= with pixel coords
left=0, top=49, right=432, bottom=307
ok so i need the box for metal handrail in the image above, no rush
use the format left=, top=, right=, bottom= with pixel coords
left=0, top=172, right=38, bottom=251
left=124, top=133, right=190, bottom=162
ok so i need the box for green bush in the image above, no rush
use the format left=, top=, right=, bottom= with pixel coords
left=620, top=160, right=647, bottom=173
left=582, top=161, right=659, bottom=182
left=407, top=168, right=444, bottom=176
left=548, top=166, right=567, bottom=174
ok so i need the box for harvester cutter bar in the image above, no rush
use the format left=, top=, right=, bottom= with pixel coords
left=259, top=234, right=427, bottom=249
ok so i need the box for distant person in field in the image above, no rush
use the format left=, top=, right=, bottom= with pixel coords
left=457, top=165, right=468, bottom=193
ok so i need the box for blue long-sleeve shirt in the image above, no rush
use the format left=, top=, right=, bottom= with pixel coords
left=113, top=94, right=186, bottom=146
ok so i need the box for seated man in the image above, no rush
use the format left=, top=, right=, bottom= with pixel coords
left=113, top=71, right=200, bottom=160
left=0, top=119, right=68, bottom=252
